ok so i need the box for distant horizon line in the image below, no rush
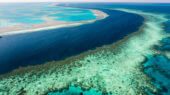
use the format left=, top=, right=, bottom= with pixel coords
left=0, top=1, right=170, bottom=3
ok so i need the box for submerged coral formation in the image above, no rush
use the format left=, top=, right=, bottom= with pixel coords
left=48, top=86, right=104, bottom=95
left=0, top=9, right=168, bottom=95
left=142, top=55, right=170, bottom=95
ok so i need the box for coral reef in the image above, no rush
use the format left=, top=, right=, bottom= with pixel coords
left=0, top=9, right=168, bottom=95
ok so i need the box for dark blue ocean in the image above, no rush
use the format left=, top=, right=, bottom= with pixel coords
left=0, top=3, right=170, bottom=94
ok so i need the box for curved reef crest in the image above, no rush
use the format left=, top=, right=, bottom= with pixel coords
left=0, top=9, right=169, bottom=95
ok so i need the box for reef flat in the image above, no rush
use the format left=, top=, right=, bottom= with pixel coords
left=0, top=9, right=168, bottom=95
left=0, top=4, right=108, bottom=36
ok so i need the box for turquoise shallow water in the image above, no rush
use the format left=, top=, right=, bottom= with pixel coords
left=48, top=86, right=104, bottom=95
left=49, top=9, right=97, bottom=21
left=11, top=17, right=46, bottom=24
left=0, top=3, right=97, bottom=25
left=143, top=55, right=170, bottom=95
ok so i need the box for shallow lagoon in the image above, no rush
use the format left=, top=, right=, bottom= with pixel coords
left=0, top=3, right=97, bottom=26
